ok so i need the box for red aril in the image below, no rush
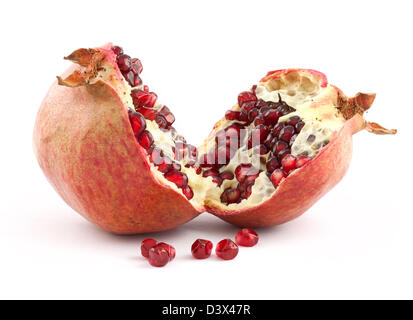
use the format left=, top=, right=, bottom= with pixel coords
left=157, top=242, right=176, bottom=261
left=270, top=169, right=287, bottom=188
left=215, top=239, right=239, bottom=260
left=235, top=228, right=259, bottom=247
left=141, top=238, right=158, bottom=258
left=148, top=244, right=170, bottom=267
left=191, top=239, right=213, bottom=259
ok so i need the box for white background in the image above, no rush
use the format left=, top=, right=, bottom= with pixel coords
left=0, top=0, right=411, bottom=299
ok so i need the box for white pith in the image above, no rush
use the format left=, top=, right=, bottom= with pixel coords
left=100, top=61, right=345, bottom=212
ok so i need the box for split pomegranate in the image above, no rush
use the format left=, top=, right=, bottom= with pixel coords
left=215, top=239, right=239, bottom=260
left=191, top=239, right=213, bottom=259
left=33, top=43, right=397, bottom=234
left=235, top=228, right=259, bottom=247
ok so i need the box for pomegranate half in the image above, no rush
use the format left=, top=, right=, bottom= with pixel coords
left=33, top=43, right=396, bottom=234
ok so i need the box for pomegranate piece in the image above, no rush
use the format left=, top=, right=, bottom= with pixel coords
left=157, top=157, right=173, bottom=173
left=137, top=130, right=154, bottom=150
left=254, top=115, right=266, bottom=126
left=286, top=115, right=301, bottom=126
left=148, top=244, right=170, bottom=267
left=159, top=106, right=175, bottom=126
left=235, top=164, right=259, bottom=183
left=191, top=239, right=213, bottom=259
left=164, top=171, right=188, bottom=188
left=263, top=133, right=274, bottom=149
left=239, top=183, right=253, bottom=199
left=266, top=156, right=280, bottom=174
left=270, top=169, right=287, bottom=188
left=273, top=140, right=289, bottom=155
left=238, top=91, right=257, bottom=107
left=131, top=58, right=143, bottom=74
left=225, top=110, right=241, bottom=121
left=157, top=242, right=176, bottom=261
left=215, top=239, right=239, bottom=260
left=235, top=228, right=259, bottom=247
left=117, top=54, right=131, bottom=71
left=278, top=125, right=295, bottom=142
left=281, top=154, right=297, bottom=173
left=289, top=134, right=298, bottom=147
left=149, top=146, right=164, bottom=165
left=128, top=110, right=146, bottom=137
left=220, top=171, right=234, bottom=181
left=255, top=124, right=270, bottom=142
left=111, top=45, right=123, bottom=56
left=123, top=71, right=135, bottom=87
left=133, top=74, right=142, bottom=87
left=272, top=122, right=285, bottom=138
left=248, top=108, right=260, bottom=122
left=254, top=144, right=269, bottom=155
left=263, top=109, right=282, bottom=125
left=296, top=155, right=311, bottom=168
left=277, top=148, right=290, bottom=161
left=182, top=185, right=194, bottom=200
left=141, top=238, right=158, bottom=258
left=203, top=168, right=220, bottom=178
left=131, top=89, right=157, bottom=108
left=243, top=172, right=260, bottom=185
left=138, top=107, right=157, bottom=120
left=221, top=188, right=241, bottom=204
left=155, top=115, right=168, bottom=129
left=295, top=121, right=305, bottom=133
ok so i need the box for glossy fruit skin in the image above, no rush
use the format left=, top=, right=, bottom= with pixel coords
left=33, top=44, right=200, bottom=234
left=235, top=228, right=259, bottom=247
left=215, top=239, right=239, bottom=260
left=191, top=239, right=213, bottom=259
left=205, top=69, right=380, bottom=228
left=141, top=238, right=158, bottom=258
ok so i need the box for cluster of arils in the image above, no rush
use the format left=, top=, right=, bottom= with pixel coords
left=113, top=46, right=197, bottom=200
left=117, top=43, right=319, bottom=207
left=141, top=228, right=259, bottom=266
left=199, top=88, right=313, bottom=205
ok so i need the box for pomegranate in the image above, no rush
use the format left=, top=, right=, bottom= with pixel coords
left=235, top=228, right=259, bottom=247
left=148, top=244, right=170, bottom=267
left=141, top=238, right=158, bottom=258
left=33, top=44, right=201, bottom=234
left=34, top=44, right=397, bottom=234
left=191, top=239, right=213, bottom=259
left=157, top=242, right=176, bottom=261
left=215, top=239, right=239, bottom=260
left=200, top=69, right=397, bottom=227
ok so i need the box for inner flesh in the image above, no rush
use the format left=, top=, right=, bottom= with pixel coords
left=109, top=46, right=345, bottom=211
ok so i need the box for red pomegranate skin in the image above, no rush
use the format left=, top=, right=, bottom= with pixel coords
left=205, top=69, right=384, bottom=227
left=33, top=62, right=200, bottom=234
